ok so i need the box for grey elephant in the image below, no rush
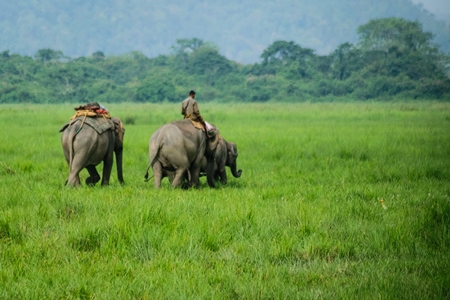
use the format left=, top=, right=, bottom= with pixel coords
left=144, top=119, right=219, bottom=188
left=200, top=137, right=242, bottom=186
left=60, top=116, right=125, bottom=187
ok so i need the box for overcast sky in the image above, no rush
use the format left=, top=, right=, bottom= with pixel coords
left=411, top=0, right=450, bottom=16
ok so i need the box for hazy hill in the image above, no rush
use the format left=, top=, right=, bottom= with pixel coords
left=1, top=0, right=449, bottom=63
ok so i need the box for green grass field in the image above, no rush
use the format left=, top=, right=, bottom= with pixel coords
left=1, top=102, right=449, bottom=299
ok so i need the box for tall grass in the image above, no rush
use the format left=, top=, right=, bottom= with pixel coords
left=0, top=102, right=449, bottom=299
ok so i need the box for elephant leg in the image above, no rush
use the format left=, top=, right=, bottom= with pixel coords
left=214, top=173, right=220, bottom=181
left=101, top=153, right=114, bottom=186
left=172, top=168, right=188, bottom=188
left=189, top=166, right=202, bottom=188
left=153, top=161, right=163, bottom=189
left=66, top=156, right=86, bottom=187
left=204, top=159, right=216, bottom=188
left=181, top=171, right=193, bottom=189
left=66, top=167, right=82, bottom=187
left=86, top=165, right=101, bottom=186
left=219, top=169, right=228, bottom=185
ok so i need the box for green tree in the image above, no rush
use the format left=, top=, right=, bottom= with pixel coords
left=354, top=17, right=450, bottom=98
left=135, top=76, right=177, bottom=103
left=357, top=18, right=434, bottom=54
left=171, top=38, right=205, bottom=55
left=92, top=51, right=105, bottom=61
left=259, top=41, right=317, bottom=80
left=261, top=41, right=315, bottom=66
left=187, top=45, right=233, bottom=77
left=34, top=49, right=65, bottom=63
left=171, top=38, right=205, bottom=68
left=330, top=43, right=363, bottom=80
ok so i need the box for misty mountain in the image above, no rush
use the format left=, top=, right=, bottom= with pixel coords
left=1, top=0, right=449, bottom=63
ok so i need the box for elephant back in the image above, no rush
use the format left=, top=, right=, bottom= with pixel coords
left=60, top=117, right=114, bottom=135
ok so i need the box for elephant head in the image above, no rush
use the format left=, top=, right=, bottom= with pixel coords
left=226, top=141, right=242, bottom=178
left=111, top=117, right=125, bottom=184
left=204, top=126, right=221, bottom=188
left=198, top=134, right=242, bottom=187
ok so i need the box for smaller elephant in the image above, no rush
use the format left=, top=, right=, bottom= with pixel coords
left=60, top=116, right=125, bottom=187
left=200, top=137, right=242, bottom=187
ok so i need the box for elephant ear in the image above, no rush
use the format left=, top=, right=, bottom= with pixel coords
left=207, top=128, right=220, bottom=152
left=227, top=142, right=238, bottom=157
left=111, top=117, right=122, bottom=128
left=111, top=117, right=125, bottom=144
left=111, top=118, right=124, bottom=133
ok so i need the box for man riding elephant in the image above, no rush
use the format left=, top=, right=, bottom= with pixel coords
left=181, top=90, right=214, bottom=138
left=144, top=120, right=220, bottom=189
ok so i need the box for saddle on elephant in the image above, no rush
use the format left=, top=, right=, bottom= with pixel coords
left=185, top=119, right=221, bottom=154
left=186, top=119, right=215, bottom=138
left=59, top=102, right=115, bottom=135
left=72, top=102, right=111, bottom=119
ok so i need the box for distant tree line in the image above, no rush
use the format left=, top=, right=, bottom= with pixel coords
left=1, top=17, right=449, bottom=104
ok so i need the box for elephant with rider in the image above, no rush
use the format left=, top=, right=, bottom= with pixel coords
left=144, top=119, right=220, bottom=188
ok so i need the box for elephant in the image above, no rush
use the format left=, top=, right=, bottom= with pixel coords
left=60, top=116, right=125, bottom=187
left=144, top=119, right=219, bottom=189
left=200, top=137, right=242, bottom=186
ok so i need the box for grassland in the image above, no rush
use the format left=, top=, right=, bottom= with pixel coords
left=0, top=102, right=449, bottom=299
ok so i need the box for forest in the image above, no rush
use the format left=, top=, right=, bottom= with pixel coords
left=1, top=17, right=449, bottom=104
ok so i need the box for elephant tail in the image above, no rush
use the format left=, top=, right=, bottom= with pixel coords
left=144, top=171, right=153, bottom=182
left=144, top=141, right=161, bottom=182
left=144, top=160, right=154, bottom=182
left=68, top=120, right=82, bottom=169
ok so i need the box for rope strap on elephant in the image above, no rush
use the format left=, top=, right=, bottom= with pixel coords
left=67, top=109, right=112, bottom=136
left=70, top=110, right=111, bottom=120
left=68, top=109, right=111, bottom=130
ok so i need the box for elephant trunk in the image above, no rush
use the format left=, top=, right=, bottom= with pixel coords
left=230, top=163, right=242, bottom=178
left=206, top=158, right=216, bottom=188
